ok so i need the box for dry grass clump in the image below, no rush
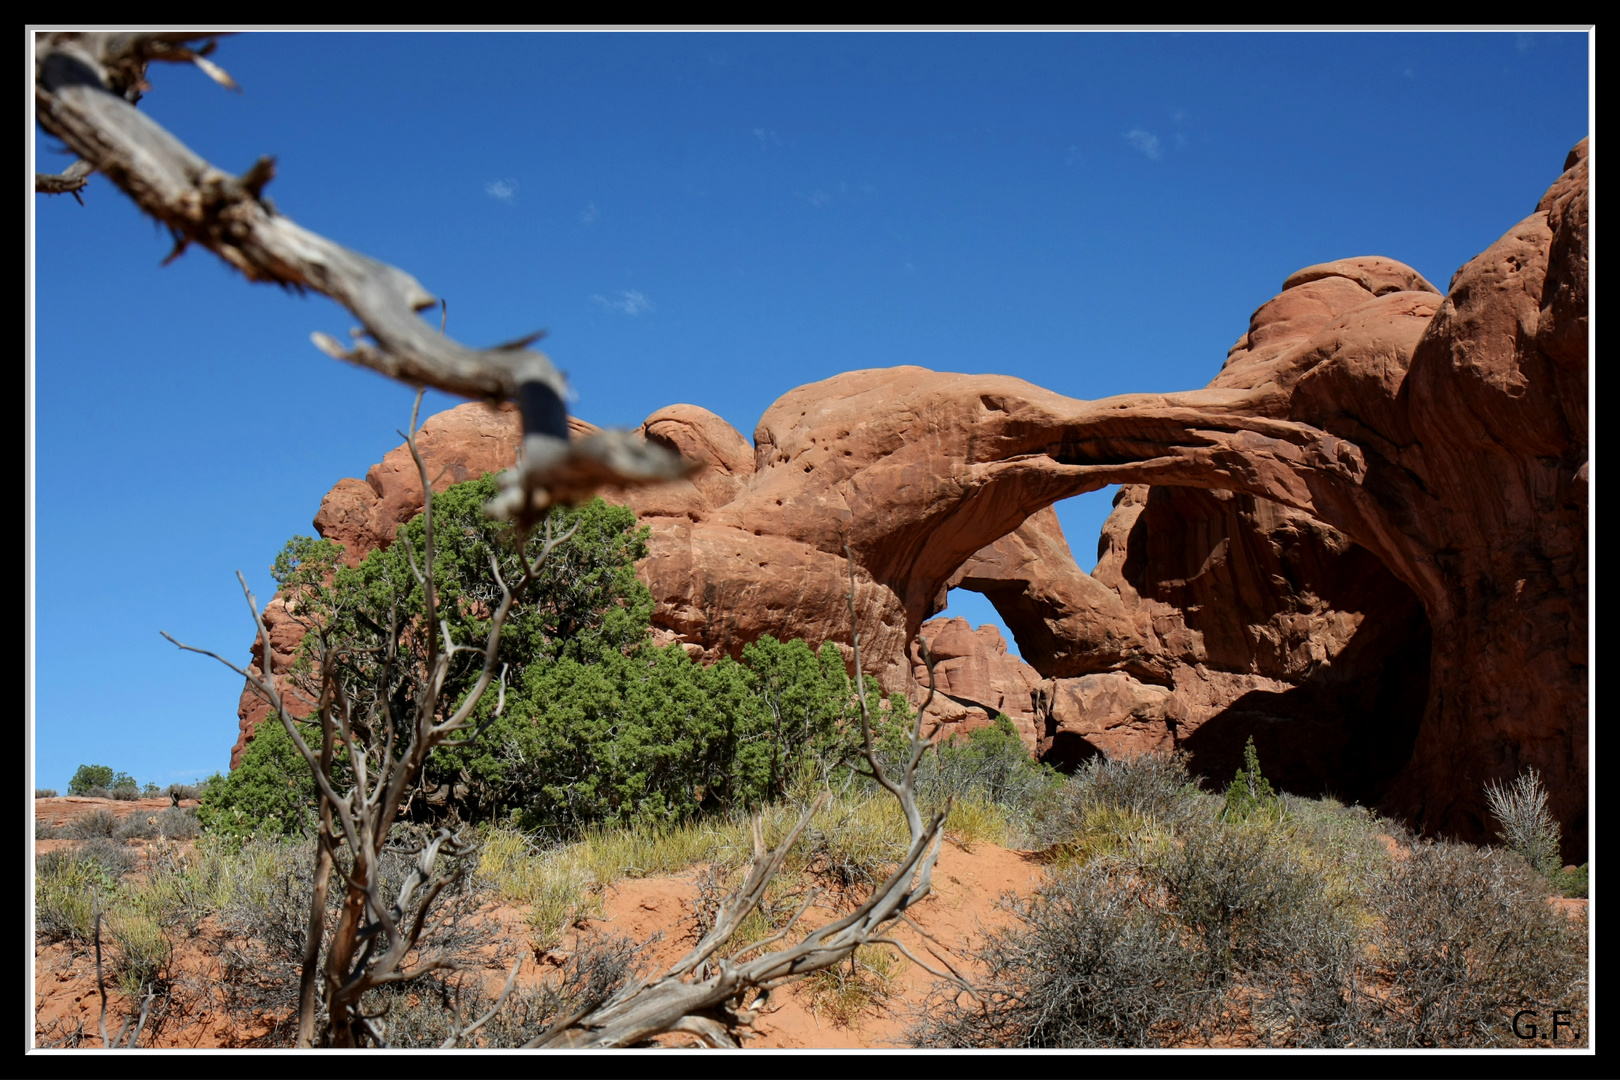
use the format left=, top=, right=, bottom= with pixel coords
left=1029, top=750, right=1207, bottom=854
left=942, top=793, right=1012, bottom=851
left=802, top=944, right=906, bottom=1028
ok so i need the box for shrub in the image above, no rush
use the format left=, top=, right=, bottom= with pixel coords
left=35, top=788, right=58, bottom=799
left=62, top=807, right=120, bottom=839
left=355, top=934, right=642, bottom=1048
left=1484, top=766, right=1562, bottom=879
left=1365, top=840, right=1588, bottom=1047
left=36, top=850, right=117, bottom=942
left=110, top=783, right=142, bottom=801
left=166, top=783, right=201, bottom=802
left=1551, top=862, right=1588, bottom=899
left=802, top=944, right=904, bottom=1028
left=917, top=714, right=1060, bottom=834
left=1148, top=817, right=1328, bottom=985
left=153, top=806, right=200, bottom=840
left=197, top=717, right=317, bottom=839
left=73, top=836, right=140, bottom=878
left=909, top=860, right=1197, bottom=1048
left=115, top=814, right=158, bottom=840
left=1030, top=750, right=1204, bottom=851
left=911, top=793, right=1589, bottom=1050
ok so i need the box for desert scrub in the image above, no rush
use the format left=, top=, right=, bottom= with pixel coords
left=1364, top=840, right=1589, bottom=1047
left=942, top=792, right=1012, bottom=851
left=910, top=858, right=1197, bottom=1048
left=1551, top=862, right=1588, bottom=898
left=1044, top=803, right=1163, bottom=869
left=479, top=829, right=604, bottom=952
left=909, top=787, right=1589, bottom=1049
left=352, top=934, right=642, bottom=1048
left=62, top=807, right=120, bottom=839
left=792, top=791, right=913, bottom=891
left=914, top=715, right=1060, bottom=845
left=36, top=844, right=128, bottom=942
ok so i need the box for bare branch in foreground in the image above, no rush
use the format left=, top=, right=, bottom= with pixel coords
left=35, top=158, right=91, bottom=202
left=33, top=32, right=695, bottom=528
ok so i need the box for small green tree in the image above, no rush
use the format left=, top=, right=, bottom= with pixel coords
left=197, top=718, right=320, bottom=839
left=68, top=764, right=115, bottom=796
left=1221, top=737, right=1280, bottom=821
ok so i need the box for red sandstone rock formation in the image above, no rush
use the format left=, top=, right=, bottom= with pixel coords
left=908, top=617, right=1044, bottom=752
left=233, top=142, right=1587, bottom=862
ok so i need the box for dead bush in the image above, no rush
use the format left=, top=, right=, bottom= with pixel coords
left=362, top=933, right=642, bottom=1048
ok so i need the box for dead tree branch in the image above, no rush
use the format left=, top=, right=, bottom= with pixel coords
left=35, top=158, right=91, bottom=203
left=34, top=32, right=693, bottom=528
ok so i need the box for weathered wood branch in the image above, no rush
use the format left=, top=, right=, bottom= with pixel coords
left=34, top=32, right=694, bottom=525
left=35, top=158, right=91, bottom=201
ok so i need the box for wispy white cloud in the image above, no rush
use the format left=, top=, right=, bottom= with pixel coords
left=485, top=178, right=519, bottom=202
left=752, top=127, right=781, bottom=147
left=1124, top=129, right=1163, bottom=160
left=579, top=202, right=600, bottom=225
left=591, top=290, right=653, bottom=316
left=1516, top=32, right=1537, bottom=53
left=805, top=189, right=832, bottom=208
left=1065, top=145, right=1083, bottom=167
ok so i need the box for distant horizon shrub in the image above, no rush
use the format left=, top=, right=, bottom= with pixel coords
left=69, top=764, right=129, bottom=796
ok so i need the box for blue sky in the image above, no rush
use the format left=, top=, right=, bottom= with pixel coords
left=29, top=30, right=1590, bottom=792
